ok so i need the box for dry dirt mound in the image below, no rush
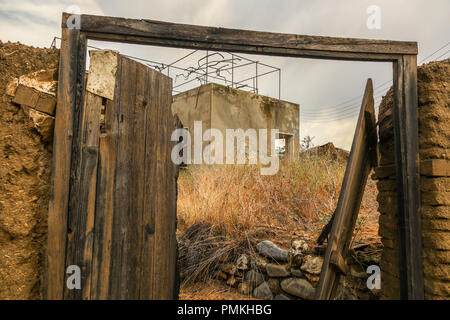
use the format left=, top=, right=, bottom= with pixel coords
left=303, top=142, right=349, bottom=162
left=0, top=41, right=59, bottom=299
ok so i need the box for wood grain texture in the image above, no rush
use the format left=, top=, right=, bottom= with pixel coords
left=392, top=55, right=424, bottom=300
left=64, top=91, right=102, bottom=299
left=90, top=99, right=118, bottom=300
left=104, top=55, right=177, bottom=299
left=45, top=28, right=86, bottom=300
left=90, top=52, right=121, bottom=299
left=13, top=84, right=57, bottom=115
left=59, top=52, right=177, bottom=299
left=315, top=79, right=376, bottom=300
left=60, top=13, right=416, bottom=61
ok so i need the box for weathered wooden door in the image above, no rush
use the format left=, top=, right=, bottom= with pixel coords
left=48, top=50, right=179, bottom=299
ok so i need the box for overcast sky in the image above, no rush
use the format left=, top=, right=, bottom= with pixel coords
left=0, top=0, right=448, bottom=149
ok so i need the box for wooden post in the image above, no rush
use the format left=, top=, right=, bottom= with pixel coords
left=392, top=55, right=424, bottom=300
left=45, top=27, right=87, bottom=299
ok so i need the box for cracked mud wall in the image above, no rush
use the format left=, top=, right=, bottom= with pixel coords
left=0, top=41, right=59, bottom=299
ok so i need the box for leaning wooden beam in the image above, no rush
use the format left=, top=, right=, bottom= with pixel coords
left=61, top=13, right=417, bottom=61
left=45, top=28, right=87, bottom=299
left=315, top=79, right=377, bottom=300
left=393, top=55, right=424, bottom=300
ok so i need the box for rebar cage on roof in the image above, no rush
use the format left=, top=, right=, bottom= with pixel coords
left=145, top=50, right=281, bottom=98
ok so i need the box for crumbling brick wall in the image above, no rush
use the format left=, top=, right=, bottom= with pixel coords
left=376, top=59, right=450, bottom=299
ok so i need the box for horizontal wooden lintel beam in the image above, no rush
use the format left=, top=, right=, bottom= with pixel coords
left=61, top=13, right=417, bottom=61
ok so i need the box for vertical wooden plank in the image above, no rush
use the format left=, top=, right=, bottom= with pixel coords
left=151, top=69, right=165, bottom=299
left=152, top=69, right=178, bottom=299
left=107, top=56, right=138, bottom=299
left=64, top=91, right=102, bottom=299
left=123, top=60, right=147, bottom=298
left=166, top=80, right=179, bottom=299
left=153, top=70, right=169, bottom=299
left=136, top=66, right=155, bottom=299
left=392, top=55, right=423, bottom=300
left=315, top=79, right=376, bottom=299
left=45, top=28, right=86, bottom=300
left=161, top=73, right=177, bottom=299
left=90, top=56, right=121, bottom=299
left=139, top=68, right=159, bottom=299
left=131, top=64, right=149, bottom=299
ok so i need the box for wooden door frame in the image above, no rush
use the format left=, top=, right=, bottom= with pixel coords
left=46, top=12, right=423, bottom=299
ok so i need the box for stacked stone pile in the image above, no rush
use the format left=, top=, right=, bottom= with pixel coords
left=215, top=240, right=321, bottom=300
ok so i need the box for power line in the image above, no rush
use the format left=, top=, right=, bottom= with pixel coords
left=432, top=50, right=450, bottom=62
left=419, top=42, right=450, bottom=64
left=300, top=79, right=392, bottom=116
left=300, top=91, right=387, bottom=117
left=300, top=41, right=450, bottom=122
left=301, top=97, right=383, bottom=122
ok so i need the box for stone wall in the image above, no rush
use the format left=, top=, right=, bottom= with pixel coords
left=376, top=59, right=450, bottom=299
left=214, top=239, right=376, bottom=300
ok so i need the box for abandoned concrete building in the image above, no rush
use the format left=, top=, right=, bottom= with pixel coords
left=172, top=83, right=300, bottom=161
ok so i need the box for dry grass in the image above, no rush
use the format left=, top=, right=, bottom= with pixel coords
left=179, top=280, right=257, bottom=300
left=177, top=154, right=380, bottom=285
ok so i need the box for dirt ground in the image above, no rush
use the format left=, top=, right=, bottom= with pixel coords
left=179, top=280, right=257, bottom=300
left=0, top=41, right=59, bottom=299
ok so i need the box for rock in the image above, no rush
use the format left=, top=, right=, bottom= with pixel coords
left=18, top=68, right=58, bottom=94
left=244, top=270, right=265, bottom=287
left=22, top=106, right=54, bottom=143
left=238, top=282, right=252, bottom=295
left=255, top=256, right=268, bottom=269
left=289, top=254, right=304, bottom=268
left=266, top=264, right=290, bottom=277
left=236, top=254, right=249, bottom=270
left=288, top=240, right=308, bottom=267
left=6, top=78, right=18, bottom=96
left=253, top=281, right=273, bottom=300
left=290, top=268, right=303, bottom=277
left=267, top=278, right=280, bottom=295
left=220, top=263, right=237, bottom=275
left=280, top=278, right=315, bottom=300
left=256, top=240, right=288, bottom=262
left=226, top=276, right=237, bottom=287
left=274, top=293, right=292, bottom=300
left=300, top=255, right=323, bottom=275
left=303, top=273, right=320, bottom=286
left=291, top=239, right=308, bottom=253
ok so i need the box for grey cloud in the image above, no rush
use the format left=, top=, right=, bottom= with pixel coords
left=1, top=0, right=448, bottom=149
